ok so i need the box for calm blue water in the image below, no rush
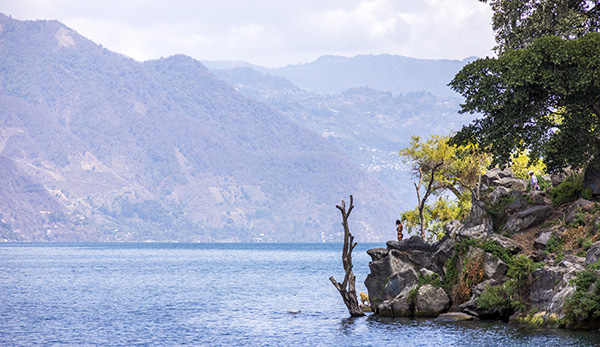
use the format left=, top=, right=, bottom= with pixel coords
left=1, top=243, right=599, bottom=346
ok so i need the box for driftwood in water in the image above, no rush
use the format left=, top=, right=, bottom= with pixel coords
left=329, top=195, right=365, bottom=317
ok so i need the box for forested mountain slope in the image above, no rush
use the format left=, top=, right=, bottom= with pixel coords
left=0, top=14, right=399, bottom=242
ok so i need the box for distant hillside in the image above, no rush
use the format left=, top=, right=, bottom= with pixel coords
left=0, top=14, right=400, bottom=242
left=238, top=54, right=476, bottom=98
left=211, top=67, right=476, bottom=204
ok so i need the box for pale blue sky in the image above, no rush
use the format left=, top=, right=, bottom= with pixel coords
left=1, top=0, right=496, bottom=67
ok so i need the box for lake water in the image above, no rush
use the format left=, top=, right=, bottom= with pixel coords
left=1, top=243, right=599, bottom=346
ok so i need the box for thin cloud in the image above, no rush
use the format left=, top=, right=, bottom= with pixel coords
left=0, top=0, right=495, bottom=67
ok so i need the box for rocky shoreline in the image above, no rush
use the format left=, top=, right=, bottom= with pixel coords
left=364, top=168, right=600, bottom=329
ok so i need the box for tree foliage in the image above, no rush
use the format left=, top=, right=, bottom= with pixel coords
left=481, top=0, right=600, bottom=54
left=399, top=135, right=491, bottom=239
left=449, top=33, right=600, bottom=172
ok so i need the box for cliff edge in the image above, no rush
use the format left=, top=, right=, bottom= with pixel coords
left=365, top=168, right=600, bottom=329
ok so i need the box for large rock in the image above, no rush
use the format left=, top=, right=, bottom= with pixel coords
left=585, top=242, right=600, bottom=266
left=365, top=234, right=458, bottom=317
left=432, top=236, right=455, bottom=268
left=454, top=223, right=489, bottom=241
left=565, top=199, right=594, bottom=225
left=583, top=163, right=600, bottom=196
left=489, top=186, right=511, bottom=205
left=483, top=252, right=509, bottom=280
left=387, top=235, right=436, bottom=252
left=487, top=234, right=523, bottom=255
left=504, top=205, right=553, bottom=233
left=529, top=257, right=585, bottom=317
left=436, top=312, right=476, bottom=321
left=528, top=190, right=547, bottom=205
left=415, top=284, right=450, bottom=316
left=481, top=168, right=515, bottom=187
left=366, top=248, right=388, bottom=261
left=365, top=249, right=419, bottom=303
left=534, top=230, right=554, bottom=250
left=464, top=200, right=493, bottom=231
left=494, top=177, right=527, bottom=191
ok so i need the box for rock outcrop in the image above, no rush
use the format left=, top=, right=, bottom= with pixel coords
left=365, top=168, right=600, bottom=329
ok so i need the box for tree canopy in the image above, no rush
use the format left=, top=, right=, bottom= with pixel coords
left=449, top=32, right=600, bottom=172
left=399, top=135, right=490, bottom=239
left=481, top=0, right=600, bottom=53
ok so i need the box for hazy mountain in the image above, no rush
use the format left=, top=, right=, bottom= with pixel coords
left=0, top=14, right=400, bottom=242
left=207, top=54, right=476, bottom=98
left=210, top=67, right=476, bottom=205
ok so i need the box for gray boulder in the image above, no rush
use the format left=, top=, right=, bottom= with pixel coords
left=481, top=168, right=515, bottom=187
left=415, top=284, right=450, bottom=316
left=454, top=223, right=490, bottom=241
left=436, top=312, right=476, bottom=321
left=487, top=234, right=523, bottom=255
left=504, top=196, right=530, bottom=216
left=366, top=248, right=388, bottom=261
left=495, top=177, right=527, bottom=191
left=489, top=186, right=511, bottom=205
left=583, top=163, right=600, bottom=196
left=585, top=242, right=600, bottom=266
left=504, top=205, right=553, bottom=233
left=529, top=257, right=585, bottom=316
left=365, top=249, right=419, bottom=303
left=528, top=190, right=547, bottom=205
left=484, top=252, right=509, bottom=281
left=387, top=235, right=436, bottom=252
left=565, top=199, right=594, bottom=225
left=534, top=230, right=554, bottom=250
left=464, top=200, right=493, bottom=231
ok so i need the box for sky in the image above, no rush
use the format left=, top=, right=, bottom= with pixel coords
left=1, top=0, right=496, bottom=68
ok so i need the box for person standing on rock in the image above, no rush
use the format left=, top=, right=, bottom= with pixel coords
left=396, top=220, right=403, bottom=241
left=529, top=171, right=540, bottom=191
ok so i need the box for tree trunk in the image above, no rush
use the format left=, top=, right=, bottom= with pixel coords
left=329, top=195, right=365, bottom=317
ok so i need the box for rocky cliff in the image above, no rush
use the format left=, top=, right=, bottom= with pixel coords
left=365, top=168, right=600, bottom=329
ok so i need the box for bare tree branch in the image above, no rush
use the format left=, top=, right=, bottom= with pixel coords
left=329, top=195, right=365, bottom=317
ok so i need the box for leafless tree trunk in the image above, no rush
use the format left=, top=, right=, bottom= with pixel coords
left=329, top=195, right=365, bottom=317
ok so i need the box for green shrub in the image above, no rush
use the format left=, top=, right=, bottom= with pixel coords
left=442, top=238, right=472, bottom=293
left=588, top=260, right=600, bottom=271
left=554, top=251, right=565, bottom=264
left=477, top=282, right=513, bottom=310
left=564, top=271, right=600, bottom=324
left=545, top=234, right=562, bottom=253
left=486, top=195, right=517, bottom=232
left=480, top=239, right=513, bottom=265
left=508, top=255, right=536, bottom=284
left=550, top=174, right=593, bottom=208
left=571, top=212, right=587, bottom=227
left=538, top=175, right=552, bottom=191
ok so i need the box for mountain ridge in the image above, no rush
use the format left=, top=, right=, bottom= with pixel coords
left=205, top=53, right=475, bottom=98
left=0, top=14, right=400, bottom=242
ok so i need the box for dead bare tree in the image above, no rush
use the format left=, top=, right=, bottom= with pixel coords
left=329, top=195, right=365, bottom=317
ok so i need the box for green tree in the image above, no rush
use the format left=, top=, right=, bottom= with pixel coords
left=399, top=135, right=490, bottom=239
left=510, top=149, right=547, bottom=179
left=481, top=0, right=600, bottom=54
left=449, top=33, right=600, bottom=173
